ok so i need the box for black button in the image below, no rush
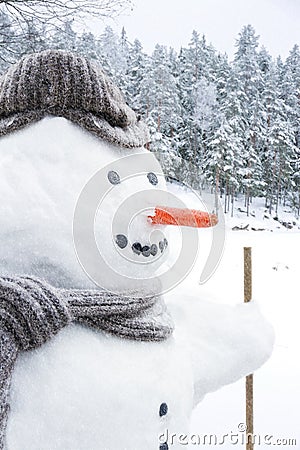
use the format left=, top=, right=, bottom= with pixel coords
left=159, top=443, right=168, bottom=450
left=159, top=402, right=168, bottom=417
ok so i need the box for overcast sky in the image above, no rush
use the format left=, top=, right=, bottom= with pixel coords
left=94, top=0, right=300, bottom=60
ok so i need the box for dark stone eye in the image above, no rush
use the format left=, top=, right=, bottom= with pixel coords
left=115, top=234, right=128, bottom=249
left=108, top=170, right=120, bottom=185
left=147, top=172, right=158, bottom=185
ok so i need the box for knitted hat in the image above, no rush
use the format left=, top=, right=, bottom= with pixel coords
left=0, top=50, right=149, bottom=148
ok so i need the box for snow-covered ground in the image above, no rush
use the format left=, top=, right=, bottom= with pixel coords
left=224, top=196, right=300, bottom=233
left=167, top=182, right=300, bottom=449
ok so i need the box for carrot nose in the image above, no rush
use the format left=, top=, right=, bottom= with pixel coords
left=148, top=206, right=218, bottom=228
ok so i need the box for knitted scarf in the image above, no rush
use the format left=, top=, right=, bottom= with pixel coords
left=0, top=275, right=173, bottom=448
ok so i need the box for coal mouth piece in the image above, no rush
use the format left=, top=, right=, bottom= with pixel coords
left=115, top=234, right=168, bottom=257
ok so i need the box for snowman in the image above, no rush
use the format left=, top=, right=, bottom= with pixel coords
left=0, top=50, right=274, bottom=450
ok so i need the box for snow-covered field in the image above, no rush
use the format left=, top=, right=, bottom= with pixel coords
left=168, top=183, right=300, bottom=449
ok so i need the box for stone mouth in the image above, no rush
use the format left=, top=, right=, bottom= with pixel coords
left=115, top=234, right=168, bottom=257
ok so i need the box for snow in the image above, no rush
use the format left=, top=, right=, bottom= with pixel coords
left=225, top=197, right=300, bottom=232
left=7, top=325, right=194, bottom=450
left=188, top=231, right=300, bottom=449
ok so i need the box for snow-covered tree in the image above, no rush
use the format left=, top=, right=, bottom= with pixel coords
left=76, top=31, right=98, bottom=61
left=51, top=20, right=77, bottom=52
left=233, top=25, right=264, bottom=212
left=125, top=38, right=147, bottom=110
left=97, top=26, right=128, bottom=93
left=260, top=62, right=296, bottom=212
left=204, top=117, right=241, bottom=214
left=136, top=45, right=182, bottom=179
left=138, top=45, right=181, bottom=140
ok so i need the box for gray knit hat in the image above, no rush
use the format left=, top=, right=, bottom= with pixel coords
left=0, top=50, right=149, bottom=148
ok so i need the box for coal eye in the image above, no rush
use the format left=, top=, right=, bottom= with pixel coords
left=108, top=170, right=120, bottom=185
left=147, top=172, right=158, bottom=185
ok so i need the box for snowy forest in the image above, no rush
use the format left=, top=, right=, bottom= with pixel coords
left=0, top=11, right=299, bottom=217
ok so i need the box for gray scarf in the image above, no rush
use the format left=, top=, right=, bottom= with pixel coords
left=0, top=275, right=173, bottom=448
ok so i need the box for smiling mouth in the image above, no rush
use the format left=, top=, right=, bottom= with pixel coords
left=115, top=234, right=168, bottom=257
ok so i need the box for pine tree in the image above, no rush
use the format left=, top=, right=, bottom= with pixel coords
left=205, top=56, right=244, bottom=212
left=204, top=116, right=241, bottom=214
left=234, top=25, right=264, bottom=213
left=51, top=20, right=77, bottom=52
left=284, top=45, right=300, bottom=147
left=260, top=61, right=296, bottom=213
left=0, top=10, right=16, bottom=72
left=126, top=38, right=147, bottom=110
left=137, top=45, right=182, bottom=178
left=281, top=45, right=300, bottom=213
left=138, top=45, right=181, bottom=138
left=97, top=26, right=128, bottom=93
left=176, top=31, right=218, bottom=175
left=76, top=31, right=98, bottom=60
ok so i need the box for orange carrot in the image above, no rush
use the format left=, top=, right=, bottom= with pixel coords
left=148, top=206, right=218, bottom=228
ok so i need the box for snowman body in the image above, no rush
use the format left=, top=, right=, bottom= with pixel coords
left=0, top=117, right=274, bottom=450
left=5, top=294, right=273, bottom=450
left=6, top=324, right=193, bottom=450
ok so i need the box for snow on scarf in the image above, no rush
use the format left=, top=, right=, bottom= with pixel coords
left=0, top=275, right=173, bottom=448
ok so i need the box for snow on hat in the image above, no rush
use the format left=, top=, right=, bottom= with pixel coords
left=0, top=50, right=149, bottom=148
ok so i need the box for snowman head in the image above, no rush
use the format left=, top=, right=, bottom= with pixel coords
left=0, top=50, right=217, bottom=294
left=76, top=143, right=173, bottom=293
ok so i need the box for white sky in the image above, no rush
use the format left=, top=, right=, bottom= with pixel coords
left=93, top=0, right=300, bottom=61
